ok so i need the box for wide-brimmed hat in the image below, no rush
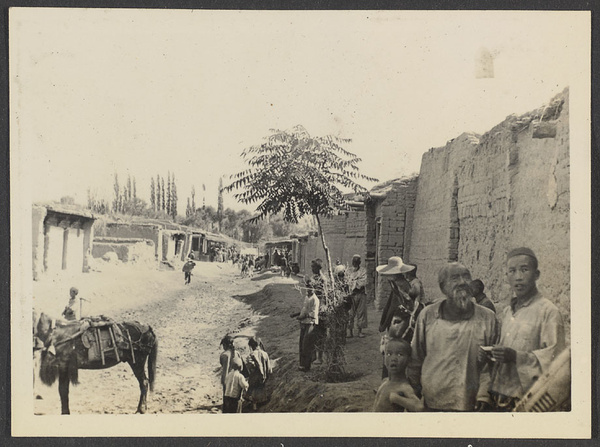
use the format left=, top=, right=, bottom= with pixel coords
left=376, top=257, right=415, bottom=275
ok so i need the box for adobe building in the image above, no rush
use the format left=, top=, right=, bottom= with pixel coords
left=362, top=88, right=570, bottom=336
left=364, top=177, right=419, bottom=308
left=296, top=203, right=367, bottom=275
left=32, top=204, right=96, bottom=280
left=408, top=88, right=569, bottom=321
left=95, top=221, right=164, bottom=261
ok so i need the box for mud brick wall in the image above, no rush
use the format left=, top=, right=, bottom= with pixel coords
left=457, top=89, right=570, bottom=329
left=366, top=178, right=419, bottom=309
left=96, top=223, right=163, bottom=259
left=408, top=88, right=570, bottom=337
left=408, top=132, right=480, bottom=304
left=300, top=211, right=367, bottom=276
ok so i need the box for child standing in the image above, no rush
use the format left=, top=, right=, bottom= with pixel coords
left=219, top=335, right=242, bottom=401
left=223, top=357, right=249, bottom=413
left=61, top=287, right=79, bottom=321
left=245, top=336, right=272, bottom=410
left=373, top=337, right=423, bottom=412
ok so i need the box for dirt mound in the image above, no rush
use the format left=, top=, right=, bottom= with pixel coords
left=233, top=275, right=384, bottom=413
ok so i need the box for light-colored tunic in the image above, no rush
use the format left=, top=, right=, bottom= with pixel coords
left=490, top=292, right=565, bottom=399
left=408, top=300, right=497, bottom=411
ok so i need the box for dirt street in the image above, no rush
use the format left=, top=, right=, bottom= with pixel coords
left=33, top=260, right=384, bottom=415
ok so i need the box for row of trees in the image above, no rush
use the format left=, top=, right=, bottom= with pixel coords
left=85, top=171, right=313, bottom=243
left=150, top=172, right=178, bottom=220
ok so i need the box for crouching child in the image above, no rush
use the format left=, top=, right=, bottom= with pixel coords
left=223, top=357, right=249, bottom=413
left=373, top=337, right=424, bottom=412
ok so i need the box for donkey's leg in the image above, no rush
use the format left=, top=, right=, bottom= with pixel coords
left=58, top=368, right=70, bottom=415
left=130, top=358, right=149, bottom=414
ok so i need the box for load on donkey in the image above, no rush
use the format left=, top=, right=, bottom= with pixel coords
left=34, top=312, right=158, bottom=414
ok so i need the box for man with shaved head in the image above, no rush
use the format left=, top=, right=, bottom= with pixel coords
left=407, top=262, right=497, bottom=411
left=488, top=247, right=565, bottom=411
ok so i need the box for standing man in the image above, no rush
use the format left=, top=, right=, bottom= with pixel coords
left=408, top=262, right=497, bottom=411
left=290, top=279, right=320, bottom=372
left=488, top=247, right=565, bottom=411
left=310, top=259, right=327, bottom=364
left=347, top=254, right=368, bottom=338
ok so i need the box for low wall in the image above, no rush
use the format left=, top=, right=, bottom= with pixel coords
left=92, top=238, right=155, bottom=263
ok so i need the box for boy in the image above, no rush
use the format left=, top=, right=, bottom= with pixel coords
left=61, top=287, right=79, bottom=321
left=373, top=337, right=424, bottom=412
left=182, top=258, right=196, bottom=285
left=380, top=306, right=411, bottom=378
left=223, top=357, right=249, bottom=413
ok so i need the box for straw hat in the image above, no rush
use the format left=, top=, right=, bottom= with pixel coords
left=376, top=256, right=415, bottom=275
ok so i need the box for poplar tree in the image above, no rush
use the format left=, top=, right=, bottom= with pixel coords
left=161, top=176, right=165, bottom=211
left=156, top=174, right=161, bottom=213
left=150, top=177, right=156, bottom=211
left=171, top=173, right=178, bottom=220
left=167, top=171, right=171, bottom=215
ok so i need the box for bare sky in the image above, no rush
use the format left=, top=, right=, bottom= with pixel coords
left=11, top=9, right=584, bottom=214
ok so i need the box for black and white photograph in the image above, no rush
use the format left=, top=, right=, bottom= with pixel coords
left=9, top=8, right=591, bottom=438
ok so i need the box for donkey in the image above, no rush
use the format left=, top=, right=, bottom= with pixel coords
left=35, top=312, right=158, bottom=415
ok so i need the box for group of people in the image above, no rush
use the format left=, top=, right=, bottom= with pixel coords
left=373, top=247, right=566, bottom=412
left=292, top=255, right=369, bottom=372
left=218, top=334, right=272, bottom=413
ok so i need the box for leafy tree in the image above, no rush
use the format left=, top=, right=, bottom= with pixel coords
left=225, top=125, right=377, bottom=380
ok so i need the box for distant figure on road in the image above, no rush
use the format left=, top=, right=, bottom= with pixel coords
left=182, top=258, right=196, bottom=285
left=61, top=287, right=79, bottom=321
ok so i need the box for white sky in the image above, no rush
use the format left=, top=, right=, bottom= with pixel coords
left=10, top=9, right=585, bottom=214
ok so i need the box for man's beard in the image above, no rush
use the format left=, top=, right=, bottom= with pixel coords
left=451, top=284, right=473, bottom=310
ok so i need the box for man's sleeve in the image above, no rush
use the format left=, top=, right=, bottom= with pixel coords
left=515, top=306, right=566, bottom=391
left=476, top=313, right=497, bottom=404
left=407, top=311, right=427, bottom=390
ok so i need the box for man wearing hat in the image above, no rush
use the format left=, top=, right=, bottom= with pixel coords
left=488, top=247, right=565, bottom=411
left=407, top=262, right=497, bottom=411
left=377, top=257, right=415, bottom=336
left=347, top=254, right=368, bottom=338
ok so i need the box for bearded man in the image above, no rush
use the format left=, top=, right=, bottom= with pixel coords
left=407, top=262, right=497, bottom=411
